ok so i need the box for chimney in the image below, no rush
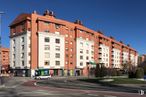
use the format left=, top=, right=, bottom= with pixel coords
left=120, top=41, right=123, bottom=43
left=49, top=11, right=55, bottom=17
left=97, top=30, right=103, bottom=34
left=43, top=10, right=50, bottom=16
left=110, top=36, right=114, bottom=39
left=127, top=44, right=130, bottom=47
left=33, top=10, right=37, bottom=14
left=74, top=20, right=83, bottom=25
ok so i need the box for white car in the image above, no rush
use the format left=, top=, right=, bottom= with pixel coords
left=35, top=75, right=51, bottom=79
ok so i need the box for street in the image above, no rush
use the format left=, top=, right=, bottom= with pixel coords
left=0, top=77, right=145, bottom=97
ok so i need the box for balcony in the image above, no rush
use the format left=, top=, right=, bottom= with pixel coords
left=99, top=47, right=102, bottom=49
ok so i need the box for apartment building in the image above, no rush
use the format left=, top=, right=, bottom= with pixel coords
left=9, top=10, right=138, bottom=77
left=0, top=47, right=9, bottom=73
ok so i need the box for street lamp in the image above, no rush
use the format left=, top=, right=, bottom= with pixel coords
left=0, top=12, right=4, bottom=84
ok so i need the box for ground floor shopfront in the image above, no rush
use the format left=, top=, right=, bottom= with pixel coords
left=11, top=69, right=30, bottom=77
left=34, top=69, right=82, bottom=76
left=34, top=68, right=95, bottom=77
left=11, top=67, right=95, bottom=77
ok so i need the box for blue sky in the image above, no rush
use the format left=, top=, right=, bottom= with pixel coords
left=0, top=0, right=146, bottom=54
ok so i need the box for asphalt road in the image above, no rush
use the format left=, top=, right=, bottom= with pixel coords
left=37, top=78, right=146, bottom=93
left=0, top=77, right=145, bottom=97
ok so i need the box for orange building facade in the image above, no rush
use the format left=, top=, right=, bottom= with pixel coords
left=9, top=10, right=138, bottom=77
left=0, top=47, right=9, bottom=73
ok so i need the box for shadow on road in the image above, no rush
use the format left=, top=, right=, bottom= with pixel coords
left=37, top=78, right=146, bottom=94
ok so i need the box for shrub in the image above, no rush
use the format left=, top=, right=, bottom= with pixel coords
left=143, top=66, right=146, bottom=75
left=95, top=63, right=107, bottom=77
left=117, top=70, right=123, bottom=76
left=111, top=69, right=117, bottom=76
left=128, top=71, right=136, bottom=78
left=135, top=68, right=144, bottom=78
left=95, top=64, right=101, bottom=77
left=100, top=66, right=107, bottom=77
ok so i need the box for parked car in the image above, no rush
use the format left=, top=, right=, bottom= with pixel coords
left=34, top=75, right=51, bottom=79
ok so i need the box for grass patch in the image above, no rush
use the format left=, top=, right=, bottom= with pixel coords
left=111, top=78, right=146, bottom=84
left=78, top=78, right=146, bottom=84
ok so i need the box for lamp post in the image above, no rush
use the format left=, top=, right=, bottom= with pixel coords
left=0, top=12, right=4, bottom=85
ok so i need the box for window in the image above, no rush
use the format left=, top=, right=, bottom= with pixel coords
left=91, top=57, right=94, bottom=60
left=91, top=51, right=94, bottom=55
left=106, top=59, right=108, bottom=62
left=44, top=30, right=49, bottom=32
left=13, top=39, right=15, bottom=44
left=28, top=52, right=31, bottom=56
left=44, top=45, right=50, bottom=50
left=80, top=56, right=83, bottom=59
left=65, top=41, right=68, bottom=44
left=55, top=38, right=60, bottom=44
left=21, top=53, right=24, bottom=58
left=66, top=54, right=68, bottom=58
left=45, top=52, right=50, bottom=58
left=70, top=55, right=73, bottom=58
left=29, top=60, right=31, bottom=64
left=86, top=56, right=89, bottom=60
left=55, top=53, right=60, bottom=58
left=13, top=54, right=15, bottom=59
left=80, top=30, right=83, bottom=33
left=21, top=23, right=25, bottom=31
left=22, top=45, right=24, bottom=50
left=91, top=45, right=94, bottom=49
left=55, top=24, right=61, bottom=29
left=13, top=61, right=15, bottom=66
left=13, top=47, right=15, bottom=51
left=22, top=60, right=24, bottom=66
left=80, top=42, right=83, bottom=47
left=86, top=43, right=89, bottom=47
left=55, top=32, right=60, bottom=34
left=44, top=37, right=50, bottom=42
left=86, top=50, right=89, bottom=54
left=44, top=60, right=50, bottom=66
left=66, top=61, right=68, bottom=65
left=55, top=46, right=60, bottom=51
left=70, top=48, right=73, bottom=52
left=103, top=53, right=105, bottom=57
left=44, top=22, right=50, bottom=26
left=66, top=48, right=68, bottom=51
left=65, top=34, right=68, bottom=37
left=55, top=61, right=60, bottom=66
left=80, top=62, right=83, bottom=66
left=21, top=37, right=24, bottom=42
left=106, top=54, right=108, bottom=57
left=80, top=49, right=83, bottom=53
left=13, top=32, right=16, bottom=35
left=70, top=41, right=73, bottom=44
